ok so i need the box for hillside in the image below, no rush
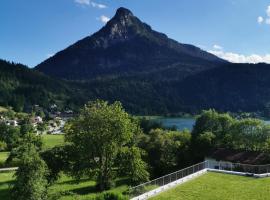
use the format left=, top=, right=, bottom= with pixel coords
left=72, top=63, right=270, bottom=115
left=0, top=59, right=72, bottom=112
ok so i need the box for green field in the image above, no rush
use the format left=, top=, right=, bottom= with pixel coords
left=0, top=152, right=9, bottom=164
left=0, top=106, right=8, bottom=112
left=42, top=134, right=65, bottom=149
left=0, top=135, right=64, bottom=167
left=150, top=172, right=270, bottom=200
left=0, top=172, right=128, bottom=200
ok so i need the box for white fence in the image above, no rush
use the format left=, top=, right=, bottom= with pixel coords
left=128, top=161, right=207, bottom=199
left=129, top=160, right=270, bottom=200
left=0, top=167, right=18, bottom=172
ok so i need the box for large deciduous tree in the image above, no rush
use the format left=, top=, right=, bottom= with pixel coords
left=65, top=100, right=149, bottom=191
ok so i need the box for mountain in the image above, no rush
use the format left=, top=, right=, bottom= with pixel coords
left=36, top=7, right=226, bottom=80
left=0, top=59, right=72, bottom=112
left=33, top=7, right=270, bottom=116
left=3, top=7, right=270, bottom=116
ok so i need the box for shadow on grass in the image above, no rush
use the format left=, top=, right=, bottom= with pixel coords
left=55, top=177, right=131, bottom=198
left=115, top=178, right=131, bottom=187
left=0, top=180, right=14, bottom=187
left=0, top=188, right=12, bottom=200
left=67, top=185, right=97, bottom=195
left=57, top=178, right=93, bottom=185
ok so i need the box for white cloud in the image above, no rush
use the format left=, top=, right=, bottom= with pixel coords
left=267, top=5, right=270, bottom=17
left=91, top=2, right=107, bottom=9
left=258, top=5, right=270, bottom=25
left=208, top=50, right=270, bottom=64
left=75, top=0, right=107, bottom=9
left=213, top=44, right=223, bottom=50
left=97, top=15, right=110, bottom=23
left=257, top=16, right=264, bottom=24
left=75, top=0, right=90, bottom=5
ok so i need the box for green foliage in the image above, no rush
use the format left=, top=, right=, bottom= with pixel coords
left=65, top=100, right=149, bottom=191
left=138, top=128, right=192, bottom=177
left=41, top=145, right=72, bottom=184
left=94, top=192, right=128, bottom=200
left=117, top=146, right=149, bottom=184
left=192, top=110, right=270, bottom=158
left=7, top=132, right=43, bottom=164
left=193, top=131, right=216, bottom=159
left=11, top=144, right=48, bottom=200
left=0, top=59, right=72, bottom=112
left=19, top=116, right=35, bottom=135
left=0, top=141, right=7, bottom=151
left=139, top=117, right=176, bottom=134
left=0, top=122, right=20, bottom=150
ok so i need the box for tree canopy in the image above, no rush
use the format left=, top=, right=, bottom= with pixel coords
left=64, top=100, right=149, bottom=190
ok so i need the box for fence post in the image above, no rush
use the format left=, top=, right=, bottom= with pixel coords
left=163, top=176, right=164, bottom=186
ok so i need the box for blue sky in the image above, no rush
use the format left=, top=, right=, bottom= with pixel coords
left=1, top=0, right=270, bottom=67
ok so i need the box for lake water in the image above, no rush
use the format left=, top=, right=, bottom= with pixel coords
left=154, top=118, right=195, bottom=131
left=155, top=117, right=270, bottom=131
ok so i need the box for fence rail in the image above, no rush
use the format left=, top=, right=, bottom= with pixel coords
left=129, top=160, right=270, bottom=199
left=207, top=160, right=270, bottom=174
left=128, top=161, right=207, bottom=198
left=0, top=167, right=18, bottom=172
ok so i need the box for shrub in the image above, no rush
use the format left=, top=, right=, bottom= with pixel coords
left=95, top=192, right=128, bottom=200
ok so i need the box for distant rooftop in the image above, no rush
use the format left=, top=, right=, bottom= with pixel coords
left=207, top=148, right=270, bottom=165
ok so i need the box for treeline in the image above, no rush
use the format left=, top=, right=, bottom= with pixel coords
left=3, top=58, right=270, bottom=116
left=137, top=109, right=270, bottom=178
left=0, top=59, right=72, bottom=112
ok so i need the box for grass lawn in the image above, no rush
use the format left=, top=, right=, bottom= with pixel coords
left=150, top=172, right=270, bottom=200
left=0, top=172, right=129, bottom=200
left=42, top=134, right=65, bottom=149
left=0, top=106, right=8, bottom=112
left=0, top=172, right=14, bottom=200
left=0, top=135, right=64, bottom=167
left=0, top=152, right=9, bottom=164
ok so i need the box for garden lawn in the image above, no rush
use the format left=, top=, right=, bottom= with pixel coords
left=150, top=172, right=270, bottom=200
left=0, top=135, right=64, bottom=167
left=0, top=172, right=14, bottom=200
left=0, top=152, right=10, bottom=167
left=0, top=172, right=129, bottom=200
left=42, top=134, right=65, bottom=149
left=0, top=152, right=9, bottom=164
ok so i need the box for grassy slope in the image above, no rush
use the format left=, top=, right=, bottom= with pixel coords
left=151, top=172, right=270, bottom=200
left=0, top=172, right=128, bottom=200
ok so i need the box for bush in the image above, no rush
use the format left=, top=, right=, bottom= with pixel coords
left=0, top=141, right=7, bottom=151
left=95, top=192, right=128, bottom=200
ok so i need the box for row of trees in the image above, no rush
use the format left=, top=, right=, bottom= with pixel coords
left=192, top=110, right=270, bottom=160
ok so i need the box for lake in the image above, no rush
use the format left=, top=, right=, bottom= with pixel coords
left=155, top=117, right=270, bottom=131
left=154, top=118, right=195, bottom=131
